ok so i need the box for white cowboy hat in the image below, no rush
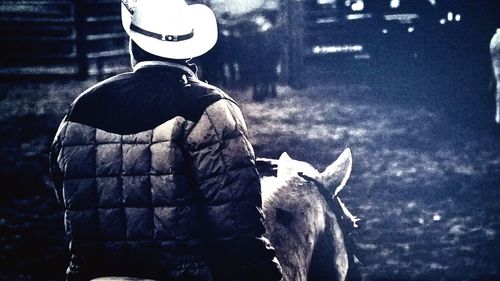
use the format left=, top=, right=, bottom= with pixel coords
left=121, top=0, right=218, bottom=59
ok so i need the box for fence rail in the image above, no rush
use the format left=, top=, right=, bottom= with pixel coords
left=0, top=0, right=129, bottom=78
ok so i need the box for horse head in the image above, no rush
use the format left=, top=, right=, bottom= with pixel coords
left=261, top=148, right=360, bottom=281
left=276, top=148, right=352, bottom=197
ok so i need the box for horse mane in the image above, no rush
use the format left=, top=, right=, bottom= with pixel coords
left=261, top=176, right=321, bottom=214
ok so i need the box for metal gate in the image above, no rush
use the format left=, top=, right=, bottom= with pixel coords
left=0, top=0, right=129, bottom=79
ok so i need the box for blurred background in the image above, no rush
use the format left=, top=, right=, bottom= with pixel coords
left=0, top=0, right=499, bottom=280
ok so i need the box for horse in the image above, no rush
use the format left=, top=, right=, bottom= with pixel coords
left=93, top=148, right=361, bottom=281
left=259, top=148, right=361, bottom=281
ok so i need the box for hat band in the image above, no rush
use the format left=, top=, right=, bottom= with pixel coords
left=130, top=23, right=194, bottom=42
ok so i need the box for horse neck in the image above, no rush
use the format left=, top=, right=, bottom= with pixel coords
left=263, top=177, right=328, bottom=281
left=307, top=203, right=349, bottom=281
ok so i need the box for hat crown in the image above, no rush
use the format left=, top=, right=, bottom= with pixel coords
left=132, top=0, right=193, bottom=35
left=121, top=0, right=218, bottom=59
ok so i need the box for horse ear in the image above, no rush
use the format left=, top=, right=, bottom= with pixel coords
left=277, top=152, right=320, bottom=182
left=277, top=152, right=294, bottom=181
left=319, top=148, right=352, bottom=196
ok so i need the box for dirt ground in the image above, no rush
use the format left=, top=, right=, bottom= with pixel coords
left=0, top=72, right=499, bottom=281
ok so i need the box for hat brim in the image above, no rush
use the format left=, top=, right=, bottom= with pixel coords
left=121, top=3, right=218, bottom=59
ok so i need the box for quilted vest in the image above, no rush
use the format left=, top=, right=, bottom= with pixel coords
left=51, top=62, right=281, bottom=281
left=56, top=118, right=211, bottom=280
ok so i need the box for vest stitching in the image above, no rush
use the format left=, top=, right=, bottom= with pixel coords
left=119, top=133, right=125, bottom=241
left=92, top=127, right=99, bottom=239
left=203, top=107, right=240, bottom=235
left=148, top=128, right=155, bottom=240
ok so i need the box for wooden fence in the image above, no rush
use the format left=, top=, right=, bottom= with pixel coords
left=0, top=0, right=129, bottom=79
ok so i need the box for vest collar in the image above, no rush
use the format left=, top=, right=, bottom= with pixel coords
left=133, top=60, right=197, bottom=78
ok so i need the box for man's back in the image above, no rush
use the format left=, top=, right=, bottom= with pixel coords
left=51, top=63, right=223, bottom=280
left=51, top=62, right=282, bottom=281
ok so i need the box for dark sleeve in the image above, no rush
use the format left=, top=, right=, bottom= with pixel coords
left=184, top=99, right=282, bottom=281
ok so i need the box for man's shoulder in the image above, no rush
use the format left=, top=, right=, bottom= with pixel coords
left=66, top=71, right=138, bottom=126
left=188, top=78, right=237, bottom=105
left=80, top=71, right=136, bottom=98
left=174, top=79, right=237, bottom=122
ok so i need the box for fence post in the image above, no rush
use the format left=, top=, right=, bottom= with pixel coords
left=287, top=0, right=305, bottom=89
left=74, top=0, right=88, bottom=79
